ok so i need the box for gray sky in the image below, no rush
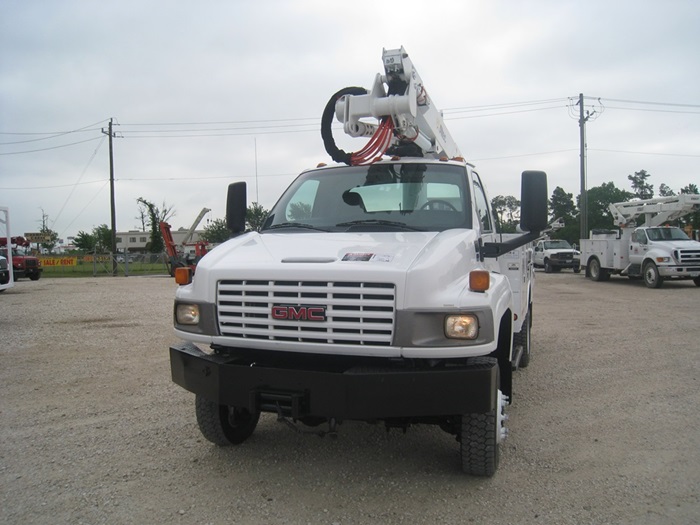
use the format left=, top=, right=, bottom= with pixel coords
left=1, top=0, right=699, bottom=243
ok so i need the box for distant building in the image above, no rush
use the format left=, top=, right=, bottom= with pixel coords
left=116, top=229, right=206, bottom=254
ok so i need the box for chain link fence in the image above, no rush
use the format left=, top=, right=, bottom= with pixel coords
left=37, top=253, right=172, bottom=278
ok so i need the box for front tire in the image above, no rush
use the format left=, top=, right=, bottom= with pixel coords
left=643, top=261, right=664, bottom=289
left=694, top=277, right=700, bottom=287
left=459, top=359, right=504, bottom=477
left=544, top=259, right=552, bottom=273
left=195, top=395, right=260, bottom=446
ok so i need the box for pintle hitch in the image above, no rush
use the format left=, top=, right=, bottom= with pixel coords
left=275, top=404, right=339, bottom=438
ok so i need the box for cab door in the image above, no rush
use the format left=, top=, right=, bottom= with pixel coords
left=628, top=229, right=648, bottom=266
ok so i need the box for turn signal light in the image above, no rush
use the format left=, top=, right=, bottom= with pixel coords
left=469, top=270, right=490, bottom=292
left=175, top=267, right=193, bottom=285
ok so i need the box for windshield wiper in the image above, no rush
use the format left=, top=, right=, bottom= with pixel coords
left=265, top=222, right=329, bottom=232
left=336, top=219, right=423, bottom=231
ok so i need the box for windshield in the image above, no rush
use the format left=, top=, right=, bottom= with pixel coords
left=544, top=240, right=573, bottom=249
left=646, top=227, right=691, bottom=241
left=263, top=163, right=472, bottom=232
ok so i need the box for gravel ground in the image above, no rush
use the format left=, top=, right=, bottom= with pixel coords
left=1, top=273, right=698, bottom=525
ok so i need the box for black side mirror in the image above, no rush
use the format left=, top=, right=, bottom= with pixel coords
left=520, top=171, right=548, bottom=233
left=226, top=182, right=247, bottom=234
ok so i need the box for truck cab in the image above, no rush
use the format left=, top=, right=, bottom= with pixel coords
left=628, top=226, right=700, bottom=287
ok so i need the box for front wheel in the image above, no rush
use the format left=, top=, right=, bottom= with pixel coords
left=29, top=273, right=41, bottom=281
left=459, top=359, right=505, bottom=477
left=694, top=277, right=700, bottom=287
left=643, top=261, right=664, bottom=289
left=195, top=395, right=260, bottom=446
left=544, top=259, right=552, bottom=273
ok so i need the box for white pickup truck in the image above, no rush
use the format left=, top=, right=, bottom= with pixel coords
left=533, top=239, right=581, bottom=273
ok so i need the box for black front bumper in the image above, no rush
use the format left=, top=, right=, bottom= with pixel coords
left=170, top=342, right=498, bottom=420
left=550, top=258, right=579, bottom=269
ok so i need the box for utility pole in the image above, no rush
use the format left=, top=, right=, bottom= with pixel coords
left=578, top=93, right=588, bottom=241
left=102, top=118, right=118, bottom=276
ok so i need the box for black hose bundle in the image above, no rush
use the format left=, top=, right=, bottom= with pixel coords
left=320, top=87, right=368, bottom=165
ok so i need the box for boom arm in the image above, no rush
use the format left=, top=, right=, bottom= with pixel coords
left=326, top=47, right=461, bottom=164
left=609, top=194, right=700, bottom=228
left=181, top=207, right=211, bottom=246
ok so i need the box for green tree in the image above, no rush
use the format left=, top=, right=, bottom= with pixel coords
left=549, top=187, right=577, bottom=223
left=73, top=230, right=96, bottom=252
left=491, top=195, right=520, bottom=233
left=628, top=170, right=654, bottom=200
left=680, top=183, right=700, bottom=230
left=72, top=225, right=113, bottom=253
left=584, top=182, right=634, bottom=230
left=658, top=183, right=675, bottom=197
left=548, top=186, right=579, bottom=244
left=680, top=183, right=698, bottom=195
left=246, top=202, right=269, bottom=232
left=201, top=218, right=231, bottom=244
left=93, top=224, right=113, bottom=252
left=136, top=198, right=175, bottom=253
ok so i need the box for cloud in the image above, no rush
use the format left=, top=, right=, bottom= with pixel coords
left=1, top=0, right=699, bottom=241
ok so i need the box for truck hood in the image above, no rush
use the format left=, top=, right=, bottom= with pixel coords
left=544, top=248, right=579, bottom=255
left=188, top=230, right=483, bottom=308
left=651, top=239, right=700, bottom=251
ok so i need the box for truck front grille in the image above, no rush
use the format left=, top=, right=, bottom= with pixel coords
left=25, top=259, right=38, bottom=268
left=677, top=249, right=700, bottom=265
left=217, top=280, right=396, bottom=346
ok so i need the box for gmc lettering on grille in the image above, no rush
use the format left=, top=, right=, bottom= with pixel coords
left=271, top=305, right=326, bottom=321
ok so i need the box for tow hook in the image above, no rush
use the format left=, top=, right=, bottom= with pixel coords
left=275, top=404, right=338, bottom=438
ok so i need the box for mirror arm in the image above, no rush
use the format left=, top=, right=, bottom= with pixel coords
left=482, top=231, right=542, bottom=259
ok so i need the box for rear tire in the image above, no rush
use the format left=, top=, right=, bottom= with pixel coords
left=195, top=395, right=260, bottom=446
left=694, top=277, right=700, bottom=287
left=514, top=312, right=531, bottom=369
left=588, top=257, right=610, bottom=282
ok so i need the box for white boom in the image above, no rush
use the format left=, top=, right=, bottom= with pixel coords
left=609, top=194, right=700, bottom=228
left=333, top=46, right=461, bottom=162
left=181, top=207, right=211, bottom=246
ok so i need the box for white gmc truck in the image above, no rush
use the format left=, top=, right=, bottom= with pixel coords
left=168, top=47, right=548, bottom=476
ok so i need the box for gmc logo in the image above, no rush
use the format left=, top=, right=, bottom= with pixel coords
left=271, top=305, right=326, bottom=321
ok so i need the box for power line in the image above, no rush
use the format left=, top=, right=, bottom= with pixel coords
left=599, top=97, right=700, bottom=109
left=0, top=135, right=104, bottom=155
left=0, top=179, right=107, bottom=190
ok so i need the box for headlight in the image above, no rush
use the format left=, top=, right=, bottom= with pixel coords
left=445, top=315, right=479, bottom=340
left=176, top=304, right=200, bottom=325
left=655, top=256, right=670, bottom=263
